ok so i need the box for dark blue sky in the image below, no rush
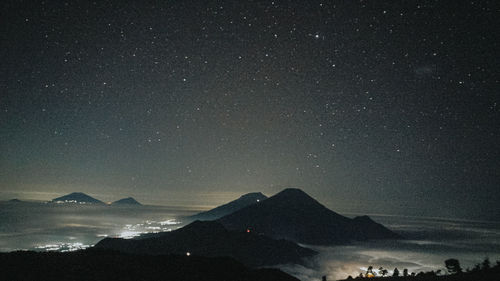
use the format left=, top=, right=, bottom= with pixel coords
left=1, top=0, right=499, bottom=219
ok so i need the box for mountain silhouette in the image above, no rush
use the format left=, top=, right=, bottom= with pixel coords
left=95, top=220, right=316, bottom=267
left=218, top=188, right=401, bottom=245
left=52, top=192, right=104, bottom=204
left=189, top=192, right=267, bottom=221
left=1, top=249, right=300, bottom=281
left=112, top=197, right=142, bottom=205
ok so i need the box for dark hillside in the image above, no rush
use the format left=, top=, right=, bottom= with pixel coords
left=0, top=249, right=300, bottom=281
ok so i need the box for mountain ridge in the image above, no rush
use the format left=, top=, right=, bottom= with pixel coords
left=0, top=249, right=300, bottom=281
left=218, top=188, right=401, bottom=245
left=189, top=192, right=267, bottom=221
left=95, top=220, right=316, bottom=267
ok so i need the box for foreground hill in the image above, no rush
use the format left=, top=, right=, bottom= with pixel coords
left=189, top=192, right=268, bottom=221
left=95, top=220, right=316, bottom=267
left=52, top=192, right=104, bottom=204
left=0, top=249, right=299, bottom=281
left=218, top=188, right=401, bottom=245
left=112, top=197, right=142, bottom=205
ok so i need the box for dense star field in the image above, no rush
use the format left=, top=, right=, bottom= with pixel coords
left=1, top=1, right=499, bottom=219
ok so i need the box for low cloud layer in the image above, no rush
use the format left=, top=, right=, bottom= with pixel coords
left=277, top=215, right=500, bottom=281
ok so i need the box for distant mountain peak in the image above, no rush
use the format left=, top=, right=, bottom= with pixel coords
left=52, top=192, right=104, bottom=204
left=261, top=188, right=329, bottom=211
left=239, top=192, right=265, bottom=200
left=278, top=187, right=306, bottom=194
left=112, top=197, right=141, bottom=205
left=68, top=192, right=85, bottom=196
left=189, top=192, right=267, bottom=221
left=272, top=188, right=314, bottom=200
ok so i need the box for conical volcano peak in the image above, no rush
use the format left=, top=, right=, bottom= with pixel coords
left=274, top=188, right=310, bottom=197
left=268, top=188, right=321, bottom=205
left=52, top=192, right=104, bottom=204
left=112, top=197, right=141, bottom=205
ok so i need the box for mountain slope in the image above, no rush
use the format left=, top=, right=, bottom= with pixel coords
left=52, top=192, right=104, bottom=204
left=218, top=188, right=401, bottom=245
left=112, top=197, right=141, bottom=205
left=95, top=220, right=316, bottom=267
left=189, top=192, right=267, bottom=221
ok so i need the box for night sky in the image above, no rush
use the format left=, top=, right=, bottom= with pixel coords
left=1, top=1, right=499, bottom=219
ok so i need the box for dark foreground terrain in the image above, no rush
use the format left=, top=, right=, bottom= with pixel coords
left=96, top=220, right=316, bottom=267
left=0, top=249, right=299, bottom=281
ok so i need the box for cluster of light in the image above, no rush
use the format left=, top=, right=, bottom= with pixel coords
left=159, top=219, right=181, bottom=226
left=119, top=230, right=142, bottom=239
left=33, top=218, right=183, bottom=254
left=35, top=242, right=92, bottom=252
left=117, top=219, right=182, bottom=238
left=53, top=200, right=90, bottom=204
left=145, top=226, right=161, bottom=230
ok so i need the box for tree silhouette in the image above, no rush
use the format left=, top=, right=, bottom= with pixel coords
left=482, top=258, right=490, bottom=270
left=445, top=258, right=463, bottom=274
left=472, top=263, right=481, bottom=272
left=403, top=268, right=408, bottom=277
left=392, top=268, right=399, bottom=277
left=365, top=266, right=376, bottom=277
left=378, top=267, right=388, bottom=277
left=348, top=258, right=500, bottom=280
